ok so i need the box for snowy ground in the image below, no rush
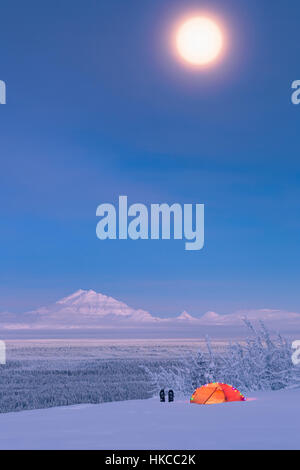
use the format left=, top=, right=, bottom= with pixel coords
left=0, top=389, right=299, bottom=450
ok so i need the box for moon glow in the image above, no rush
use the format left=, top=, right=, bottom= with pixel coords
left=176, top=17, right=224, bottom=66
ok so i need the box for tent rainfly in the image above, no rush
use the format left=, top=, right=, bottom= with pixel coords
left=190, top=383, right=246, bottom=405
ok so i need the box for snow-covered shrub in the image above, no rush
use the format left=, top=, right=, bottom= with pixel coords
left=145, top=320, right=300, bottom=397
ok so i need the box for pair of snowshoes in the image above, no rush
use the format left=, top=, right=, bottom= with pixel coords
left=160, top=389, right=174, bottom=402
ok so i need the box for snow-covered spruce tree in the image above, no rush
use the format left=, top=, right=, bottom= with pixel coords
left=227, top=319, right=296, bottom=391
left=142, top=362, right=191, bottom=398
left=145, top=320, right=299, bottom=397
left=210, top=319, right=298, bottom=392
left=190, top=348, right=210, bottom=390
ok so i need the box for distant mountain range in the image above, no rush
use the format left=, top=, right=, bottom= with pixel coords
left=1, top=289, right=300, bottom=333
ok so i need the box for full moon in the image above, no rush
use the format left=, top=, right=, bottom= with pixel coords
left=176, top=17, right=223, bottom=66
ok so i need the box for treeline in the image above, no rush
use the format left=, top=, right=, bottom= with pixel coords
left=0, top=358, right=166, bottom=413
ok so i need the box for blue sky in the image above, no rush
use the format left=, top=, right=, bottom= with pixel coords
left=0, top=0, right=300, bottom=317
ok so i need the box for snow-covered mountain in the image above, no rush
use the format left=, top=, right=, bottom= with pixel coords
left=198, top=308, right=300, bottom=326
left=0, top=290, right=158, bottom=329
left=32, top=289, right=155, bottom=322
left=176, top=311, right=197, bottom=321
left=0, top=289, right=299, bottom=333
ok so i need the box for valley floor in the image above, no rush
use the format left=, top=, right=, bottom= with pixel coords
left=0, top=389, right=299, bottom=450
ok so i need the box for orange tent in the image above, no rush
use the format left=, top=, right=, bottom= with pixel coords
left=190, top=383, right=246, bottom=405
